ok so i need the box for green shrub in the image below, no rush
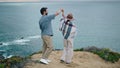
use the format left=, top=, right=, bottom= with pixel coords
left=0, top=56, right=24, bottom=68
left=74, top=48, right=84, bottom=51
left=93, top=48, right=120, bottom=63
left=8, top=56, right=23, bottom=64
left=0, top=63, right=5, bottom=68
left=74, top=47, right=120, bottom=63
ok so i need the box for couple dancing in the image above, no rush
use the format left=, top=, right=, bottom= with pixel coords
left=39, top=7, right=77, bottom=64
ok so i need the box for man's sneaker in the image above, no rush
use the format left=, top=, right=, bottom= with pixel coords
left=46, top=59, right=51, bottom=63
left=40, top=59, right=49, bottom=64
left=60, top=60, right=65, bottom=63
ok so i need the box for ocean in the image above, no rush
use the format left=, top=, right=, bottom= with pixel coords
left=0, top=1, right=120, bottom=57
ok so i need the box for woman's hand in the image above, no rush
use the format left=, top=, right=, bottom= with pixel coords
left=61, top=9, right=64, bottom=12
left=55, top=9, right=62, bottom=16
left=61, top=9, right=65, bottom=18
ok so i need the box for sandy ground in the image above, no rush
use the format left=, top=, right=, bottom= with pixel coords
left=24, top=51, right=120, bottom=68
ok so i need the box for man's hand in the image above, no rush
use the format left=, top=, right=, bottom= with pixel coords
left=55, top=9, right=62, bottom=16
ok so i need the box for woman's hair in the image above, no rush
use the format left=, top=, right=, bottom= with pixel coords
left=67, top=13, right=73, bottom=20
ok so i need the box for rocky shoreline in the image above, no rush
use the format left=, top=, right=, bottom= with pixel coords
left=0, top=46, right=120, bottom=68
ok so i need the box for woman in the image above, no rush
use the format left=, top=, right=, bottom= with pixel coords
left=59, top=9, right=77, bottom=64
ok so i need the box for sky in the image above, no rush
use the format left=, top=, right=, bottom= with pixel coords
left=0, top=0, right=120, bottom=2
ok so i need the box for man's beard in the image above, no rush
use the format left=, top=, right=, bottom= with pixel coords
left=46, top=13, right=48, bottom=15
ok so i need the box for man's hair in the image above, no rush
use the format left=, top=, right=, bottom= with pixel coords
left=40, top=7, right=47, bottom=15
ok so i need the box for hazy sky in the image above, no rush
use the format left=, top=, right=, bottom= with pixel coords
left=0, top=0, right=120, bottom=2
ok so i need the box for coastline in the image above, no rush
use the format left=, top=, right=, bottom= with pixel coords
left=0, top=46, right=120, bottom=68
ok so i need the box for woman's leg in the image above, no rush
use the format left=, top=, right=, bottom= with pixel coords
left=61, top=39, right=67, bottom=61
left=66, top=39, right=73, bottom=63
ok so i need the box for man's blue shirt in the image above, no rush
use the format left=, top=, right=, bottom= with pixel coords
left=39, top=14, right=55, bottom=36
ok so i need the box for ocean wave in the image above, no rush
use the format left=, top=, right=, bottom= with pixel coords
left=27, top=35, right=41, bottom=39
left=12, top=39, right=30, bottom=45
left=2, top=42, right=9, bottom=46
left=0, top=42, right=9, bottom=46
left=13, top=39, right=30, bottom=43
left=0, top=39, right=30, bottom=46
left=0, top=35, right=41, bottom=47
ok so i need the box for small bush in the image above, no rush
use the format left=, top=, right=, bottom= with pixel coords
left=94, top=50, right=120, bottom=63
left=74, top=48, right=84, bottom=51
left=0, top=56, right=24, bottom=68
left=74, top=47, right=120, bottom=63
left=0, top=63, right=5, bottom=68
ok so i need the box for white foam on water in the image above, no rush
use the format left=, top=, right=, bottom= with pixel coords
left=7, top=55, right=13, bottom=59
left=0, top=35, right=41, bottom=47
left=2, top=42, right=9, bottom=46
left=13, top=39, right=30, bottom=43
left=0, top=42, right=9, bottom=47
left=27, top=35, right=41, bottom=39
left=0, top=39, right=30, bottom=46
left=12, top=39, right=30, bottom=45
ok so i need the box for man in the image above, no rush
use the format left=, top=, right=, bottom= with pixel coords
left=39, top=7, right=61, bottom=64
left=59, top=9, right=77, bottom=64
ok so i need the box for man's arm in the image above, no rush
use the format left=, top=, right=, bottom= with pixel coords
left=55, top=9, right=62, bottom=16
left=47, top=9, right=63, bottom=20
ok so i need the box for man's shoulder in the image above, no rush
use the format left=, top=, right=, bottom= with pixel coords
left=39, top=17, right=44, bottom=24
left=39, top=16, right=46, bottom=21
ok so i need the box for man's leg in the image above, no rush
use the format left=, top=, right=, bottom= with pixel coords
left=41, top=36, right=47, bottom=59
left=42, top=35, right=53, bottom=59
